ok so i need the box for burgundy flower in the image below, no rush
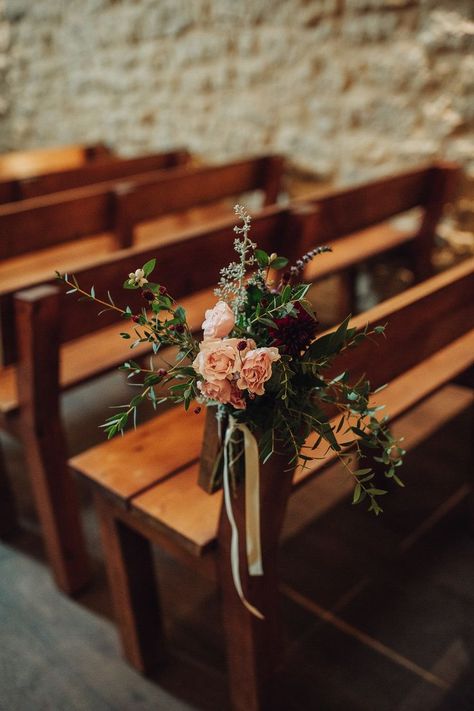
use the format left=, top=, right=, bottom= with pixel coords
left=268, top=302, right=318, bottom=357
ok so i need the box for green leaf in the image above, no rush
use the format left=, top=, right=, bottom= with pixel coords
left=352, top=483, right=362, bottom=504
left=270, top=257, right=289, bottom=270
left=143, top=258, right=156, bottom=277
left=258, top=316, right=278, bottom=329
left=119, top=332, right=131, bottom=339
left=255, top=249, right=269, bottom=267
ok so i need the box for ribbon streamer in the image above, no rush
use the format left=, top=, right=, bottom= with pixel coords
left=222, top=416, right=264, bottom=619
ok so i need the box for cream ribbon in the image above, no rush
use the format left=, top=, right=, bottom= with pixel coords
left=222, top=416, right=264, bottom=620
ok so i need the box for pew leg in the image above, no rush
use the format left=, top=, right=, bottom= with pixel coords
left=94, top=494, right=166, bottom=674
left=0, top=436, right=18, bottom=538
left=217, top=459, right=294, bottom=711
left=20, top=421, right=90, bottom=595
left=218, top=538, right=283, bottom=711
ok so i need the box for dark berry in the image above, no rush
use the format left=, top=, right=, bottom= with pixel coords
left=143, top=290, right=154, bottom=302
left=237, top=340, right=247, bottom=351
left=176, top=324, right=185, bottom=333
left=194, top=407, right=202, bottom=415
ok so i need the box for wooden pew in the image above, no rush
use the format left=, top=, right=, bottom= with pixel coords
left=0, top=206, right=305, bottom=594
left=68, top=258, right=474, bottom=710
left=0, top=149, right=190, bottom=203
left=113, top=154, right=284, bottom=247
left=0, top=142, right=112, bottom=184
left=0, top=155, right=285, bottom=364
left=297, top=161, right=460, bottom=296
left=0, top=159, right=457, bottom=371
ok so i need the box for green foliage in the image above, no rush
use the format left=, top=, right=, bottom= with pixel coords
left=57, top=205, right=405, bottom=517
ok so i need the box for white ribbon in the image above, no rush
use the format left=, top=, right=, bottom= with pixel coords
left=222, top=416, right=264, bottom=620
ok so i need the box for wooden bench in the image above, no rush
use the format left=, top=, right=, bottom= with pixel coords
left=68, top=258, right=473, bottom=711
left=0, top=142, right=112, bottom=201
left=0, top=155, right=285, bottom=364
left=0, top=205, right=307, bottom=595
left=297, top=161, right=460, bottom=297
left=0, top=149, right=190, bottom=204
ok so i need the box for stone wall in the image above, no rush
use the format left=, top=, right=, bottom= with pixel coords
left=1, top=0, right=473, bottom=184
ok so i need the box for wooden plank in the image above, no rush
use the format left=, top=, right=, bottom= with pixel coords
left=333, top=257, right=474, bottom=389
left=14, top=286, right=90, bottom=593
left=294, top=163, right=447, bottom=242
left=18, top=149, right=190, bottom=199
left=94, top=493, right=166, bottom=673
left=295, top=168, right=426, bottom=240
left=0, top=232, right=116, bottom=297
left=0, top=142, right=112, bottom=180
left=305, top=223, right=416, bottom=281
left=70, top=406, right=205, bottom=504
left=114, top=155, right=283, bottom=245
left=0, top=187, right=115, bottom=259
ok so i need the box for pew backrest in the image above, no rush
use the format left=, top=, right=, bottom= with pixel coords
left=3, top=149, right=190, bottom=203
left=298, top=161, right=461, bottom=280
left=114, top=154, right=285, bottom=246
left=333, top=256, right=474, bottom=389
left=0, top=142, right=112, bottom=182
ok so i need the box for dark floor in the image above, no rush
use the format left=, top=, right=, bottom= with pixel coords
left=0, top=369, right=473, bottom=711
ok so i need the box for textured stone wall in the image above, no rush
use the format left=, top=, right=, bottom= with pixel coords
left=1, top=0, right=473, bottom=184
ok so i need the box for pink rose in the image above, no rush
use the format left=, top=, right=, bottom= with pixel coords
left=197, top=378, right=232, bottom=404
left=192, top=340, right=239, bottom=381
left=202, top=301, right=235, bottom=340
left=237, top=347, right=281, bottom=396
left=229, top=384, right=247, bottom=410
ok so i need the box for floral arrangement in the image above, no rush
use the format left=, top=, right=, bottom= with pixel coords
left=59, top=204, right=405, bottom=617
left=59, top=204, right=404, bottom=516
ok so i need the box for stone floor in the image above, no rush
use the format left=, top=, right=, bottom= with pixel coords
left=0, top=368, right=473, bottom=710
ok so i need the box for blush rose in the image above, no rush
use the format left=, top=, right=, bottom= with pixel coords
left=197, top=378, right=232, bottom=404
left=202, top=301, right=235, bottom=340
left=237, top=347, right=281, bottom=396
left=192, top=340, right=240, bottom=381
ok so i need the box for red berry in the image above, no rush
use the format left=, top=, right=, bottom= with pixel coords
left=132, top=315, right=140, bottom=323
left=194, top=407, right=202, bottom=415
left=159, top=286, right=167, bottom=295
left=157, top=368, right=167, bottom=377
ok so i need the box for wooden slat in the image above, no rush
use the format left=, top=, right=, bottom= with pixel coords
left=332, top=257, right=474, bottom=389
left=70, top=407, right=205, bottom=503
left=297, top=162, right=457, bottom=243
left=115, top=155, right=281, bottom=227
left=18, top=149, right=190, bottom=200
left=131, top=330, right=474, bottom=555
left=305, top=223, right=416, bottom=281
left=0, top=233, right=116, bottom=297
left=0, top=187, right=115, bottom=259
left=0, top=143, right=111, bottom=180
